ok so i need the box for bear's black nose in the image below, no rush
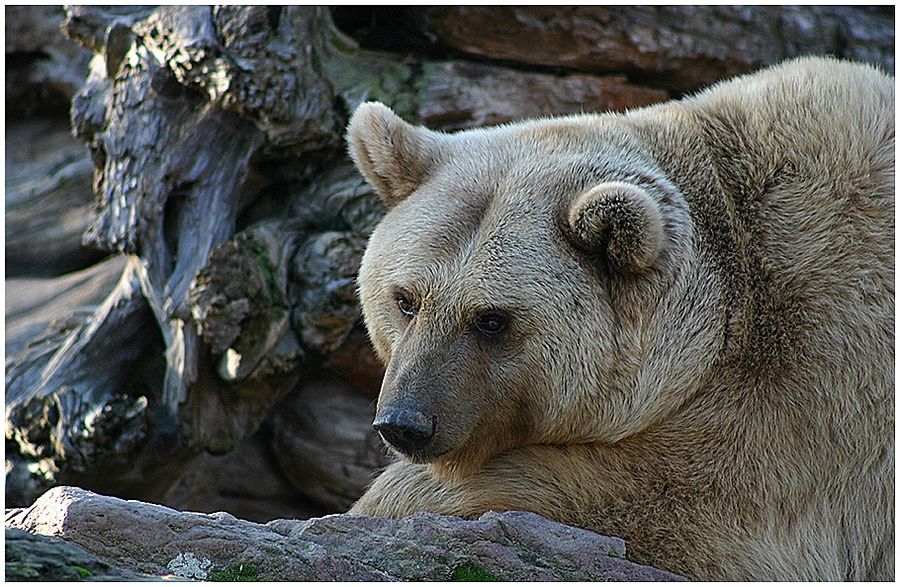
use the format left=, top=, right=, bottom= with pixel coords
left=373, top=408, right=435, bottom=454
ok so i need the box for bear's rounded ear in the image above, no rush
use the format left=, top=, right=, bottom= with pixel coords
left=346, top=102, right=443, bottom=208
left=566, top=181, right=665, bottom=272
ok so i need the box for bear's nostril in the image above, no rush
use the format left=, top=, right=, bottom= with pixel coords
left=373, top=408, right=435, bottom=454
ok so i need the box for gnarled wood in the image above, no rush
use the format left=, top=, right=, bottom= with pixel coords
left=7, top=6, right=348, bottom=505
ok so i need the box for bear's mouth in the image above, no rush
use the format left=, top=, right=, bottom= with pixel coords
left=382, top=428, right=455, bottom=463
left=393, top=445, right=452, bottom=463
left=383, top=426, right=473, bottom=468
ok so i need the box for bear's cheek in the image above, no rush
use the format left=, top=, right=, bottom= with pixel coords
left=433, top=369, right=507, bottom=456
left=426, top=366, right=538, bottom=469
left=444, top=352, right=544, bottom=451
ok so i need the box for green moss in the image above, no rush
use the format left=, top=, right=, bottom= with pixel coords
left=72, top=565, right=93, bottom=578
left=450, top=564, right=502, bottom=582
left=242, top=234, right=287, bottom=310
left=209, top=562, right=259, bottom=582
left=322, top=48, right=418, bottom=120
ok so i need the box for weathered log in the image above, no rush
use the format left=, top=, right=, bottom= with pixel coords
left=6, top=256, right=127, bottom=357
left=362, top=6, right=895, bottom=93
left=5, top=5, right=91, bottom=117
left=270, top=377, right=392, bottom=512
left=5, top=118, right=106, bottom=277
left=5, top=258, right=164, bottom=503
left=6, top=5, right=416, bottom=508
left=417, top=61, right=667, bottom=131
left=323, top=326, right=384, bottom=397
left=6, top=7, right=101, bottom=278
left=161, top=425, right=326, bottom=523
left=291, top=232, right=368, bottom=357
left=7, top=6, right=327, bottom=505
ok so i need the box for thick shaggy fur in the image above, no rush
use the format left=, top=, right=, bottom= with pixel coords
left=346, top=57, right=894, bottom=580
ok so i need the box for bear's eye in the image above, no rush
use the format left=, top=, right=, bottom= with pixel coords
left=395, top=291, right=417, bottom=318
left=474, top=312, right=509, bottom=336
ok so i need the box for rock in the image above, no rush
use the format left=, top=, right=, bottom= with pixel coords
left=5, top=486, right=687, bottom=581
left=411, top=6, right=894, bottom=93
left=5, top=527, right=165, bottom=581
left=418, top=61, right=667, bottom=131
left=270, top=377, right=391, bottom=512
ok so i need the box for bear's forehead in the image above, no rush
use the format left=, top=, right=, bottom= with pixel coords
left=438, top=122, right=650, bottom=199
left=398, top=134, right=637, bottom=248
left=371, top=121, right=649, bottom=301
left=394, top=165, right=561, bottom=250
left=389, top=191, right=556, bottom=261
left=380, top=176, right=584, bottom=306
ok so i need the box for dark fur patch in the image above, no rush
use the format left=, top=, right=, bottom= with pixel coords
left=692, top=108, right=809, bottom=377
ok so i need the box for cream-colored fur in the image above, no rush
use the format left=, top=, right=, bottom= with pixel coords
left=346, top=57, right=894, bottom=580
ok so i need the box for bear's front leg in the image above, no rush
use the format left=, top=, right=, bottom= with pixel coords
left=350, top=460, right=478, bottom=518
left=350, top=446, right=596, bottom=523
left=349, top=446, right=713, bottom=580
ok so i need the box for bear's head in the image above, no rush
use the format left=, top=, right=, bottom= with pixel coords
left=348, top=102, right=709, bottom=480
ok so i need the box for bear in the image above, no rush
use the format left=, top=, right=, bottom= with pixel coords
left=344, top=57, right=894, bottom=581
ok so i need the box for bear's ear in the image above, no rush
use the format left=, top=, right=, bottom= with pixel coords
left=565, top=181, right=665, bottom=272
left=346, top=102, right=443, bottom=207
